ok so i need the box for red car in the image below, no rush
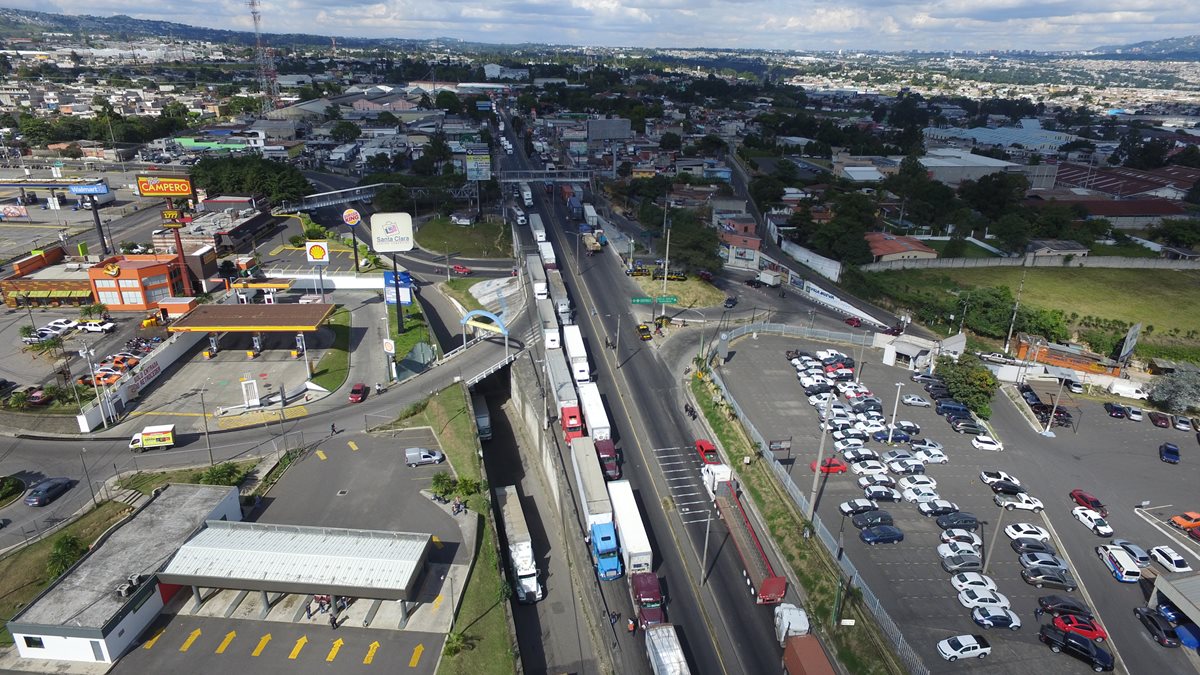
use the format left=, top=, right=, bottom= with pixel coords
left=1148, top=411, right=1171, bottom=428
left=694, top=439, right=721, bottom=465
left=452, top=264, right=472, bottom=276
left=1069, top=489, right=1108, bottom=517
left=348, top=382, right=368, bottom=403
left=844, top=317, right=862, bottom=328
left=1054, top=614, right=1108, bottom=642
left=811, top=457, right=848, bottom=474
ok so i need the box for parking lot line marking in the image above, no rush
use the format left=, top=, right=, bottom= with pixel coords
left=215, top=631, right=236, bottom=654
left=251, top=634, right=271, bottom=657
left=316, top=450, right=328, bottom=461
left=364, top=640, right=380, bottom=664
left=431, top=536, right=443, bottom=549
left=326, top=637, right=344, bottom=662
left=432, top=594, right=444, bottom=610
left=348, top=441, right=359, bottom=452
left=409, top=644, right=425, bottom=667
left=288, top=635, right=308, bottom=659
left=179, top=628, right=201, bottom=652
left=1134, top=508, right=1197, bottom=554
left=142, top=627, right=165, bottom=649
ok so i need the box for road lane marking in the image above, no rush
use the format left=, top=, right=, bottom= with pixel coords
left=142, top=628, right=165, bottom=649
left=179, top=628, right=201, bottom=652
left=364, top=640, right=380, bottom=664
left=348, top=441, right=359, bottom=451
left=316, top=450, right=328, bottom=461
left=409, top=644, right=425, bottom=667
left=251, top=634, right=271, bottom=657
left=216, top=631, right=236, bottom=654
left=289, top=635, right=308, bottom=659
left=326, top=637, right=344, bottom=662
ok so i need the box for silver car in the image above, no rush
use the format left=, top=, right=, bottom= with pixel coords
left=1018, top=552, right=1067, bottom=570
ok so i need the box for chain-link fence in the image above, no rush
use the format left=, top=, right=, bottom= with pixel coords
left=705, top=323, right=930, bottom=675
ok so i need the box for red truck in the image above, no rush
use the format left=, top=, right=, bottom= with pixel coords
left=629, top=572, right=665, bottom=628
left=701, top=464, right=787, bottom=604
left=559, top=183, right=575, bottom=204
left=782, top=635, right=835, bottom=675
left=595, top=438, right=621, bottom=480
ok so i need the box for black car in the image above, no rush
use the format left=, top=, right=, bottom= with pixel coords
left=895, top=421, right=921, bottom=435
left=744, top=278, right=764, bottom=288
left=1039, top=595, right=1094, bottom=620
left=954, top=423, right=985, bottom=435
left=859, top=525, right=904, bottom=545
left=1011, top=537, right=1057, bottom=555
left=804, top=384, right=834, bottom=396
left=1038, top=625, right=1114, bottom=672
left=852, top=510, right=893, bottom=529
left=937, top=511, right=980, bottom=531
left=1103, top=402, right=1126, bottom=418
left=1022, top=566, right=1078, bottom=591
left=723, top=296, right=737, bottom=309
left=1133, top=607, right=1180, bottom=647
left=990, top=480, right=1026, bottom=496
left=24, top=477, right=73, bottom=507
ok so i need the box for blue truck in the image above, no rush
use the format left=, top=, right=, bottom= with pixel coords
left=570, top=437, right=623, bottom=580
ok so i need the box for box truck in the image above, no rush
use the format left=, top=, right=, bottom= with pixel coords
left=536, top=299, right=561, bottom=349
left=128, top=424, right=176, bottom=452
left=569, top=437, right=622, bottom=580
left=578, top=382, right=610, bottom=441
left=562, top=325, right=590, bottom=384
left=526, top=254, right=548, bottom=300
left=547, top=349, right=583, bottom=442
left=494, top=486, right=544, bottom=604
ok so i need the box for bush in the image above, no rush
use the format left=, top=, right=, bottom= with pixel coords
left=431, top=471, right=457, bottom=499
left=47, top=534, right=87, bottom=578
left=0, top=476, right=23, bottom=502
left=191, top=462, right=248, bottom=487
left=288, top=235, right=305, bottom=247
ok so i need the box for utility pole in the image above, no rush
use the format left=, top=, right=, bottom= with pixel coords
left=199, top=390, right=214, bottom=466
left=1003, top=270, right=1027, bottom=354
left=806, top=394, right=835, bottom=520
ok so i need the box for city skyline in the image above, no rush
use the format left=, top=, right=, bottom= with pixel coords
left=6, top=0, right=1199, bottom=53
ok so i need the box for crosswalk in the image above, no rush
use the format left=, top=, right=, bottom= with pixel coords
left=653, top=445, right=714, bottom=525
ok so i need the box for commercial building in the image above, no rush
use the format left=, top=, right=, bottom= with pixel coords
left=923, top=121, right=1077, bottom=154
left=864, top=232, right=938, bottom=263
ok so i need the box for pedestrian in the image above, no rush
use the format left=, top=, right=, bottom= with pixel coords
left=1034, top=607, right=1044, bottom=618
left=375, top=382, right=382, bottom=395
left=330, top=613, right=338, bottom=630
left=330, top=423, right=338, bottom=436
left=609, top=611, right=618, bottom=626
left=304, top=602, right=312, bottom=619
left=627, top=618, right=636, bottom=635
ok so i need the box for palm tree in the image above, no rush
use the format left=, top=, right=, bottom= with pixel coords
left=7, top=391, right=28, bottom=408
left=18, top=324, right=35, bottom=340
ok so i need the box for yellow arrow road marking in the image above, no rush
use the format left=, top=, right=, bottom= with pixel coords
left=348, top=441, right=358, bottom=451
left=326, top=637, right=344, bottom=662
left=252, top=634, right=272, bottom=657
left=142, top=628, right=165, bottom=649
left=364, top=640, right=380, bottom=664
left=316, top=450, right=327, bottom=461
left=431, top=535, right=443, bottom=549
left=215, top=631, right=236, bottom=654
left=179, top=628, right=201, bottom=652
left=432, top=594, right=443, bottom=609
left=289, top=635, right=308, bottom=659
left=409, top=644, right=424, bottom=667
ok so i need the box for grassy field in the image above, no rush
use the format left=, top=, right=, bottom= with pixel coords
left=416, top=217, right=513, bottom=259
left=923, top=239, right=998, bottom=258
left=117, top=459, right=261, bottom=496
left=632, top=275, right=726, bottom=309
left=874, top=267, right=1200, bottom=336
left=411, top=386, right=514, bottom=675
left=0, top=501, right=127, bottom=645
left=311, top=307, right=352, bottom=391
left=387, top=299, right=432, bottom=361
left=442, top=278, right=488, bottom=314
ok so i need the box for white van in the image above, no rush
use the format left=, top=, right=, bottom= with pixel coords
left=510, top=206, right=527, bottom=226
left=1096, top=545, right=1141, bottom=583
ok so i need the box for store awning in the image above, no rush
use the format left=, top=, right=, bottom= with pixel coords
left=70, top=290, right=93, bottom=298
left=48, top=290, right=72, bottom=298
left=25, top=290, right=51, bottom=298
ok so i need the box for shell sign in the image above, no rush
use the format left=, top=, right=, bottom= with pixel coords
left=136, top=175, right=193, bottom=198
left=305, top=240, right=330, bottom=266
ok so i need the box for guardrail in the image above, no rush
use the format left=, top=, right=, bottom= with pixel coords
left=466, top=350, right=523, bottom=386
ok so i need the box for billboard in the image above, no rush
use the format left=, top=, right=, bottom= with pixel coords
left=383, top=271, right=414, bottom=306
left=305, top=240, right=330, bottom=266
left=68, top=182, right=109, bottom=195
left=1118, top=322, right=1142, bottom=362
left=464, top=149, right=491, bottom=181
left=1, top=204, right=28, bottom=218
left=136, top=175, right=193, bottom=198
left=370, top=213, right=414, bottom=253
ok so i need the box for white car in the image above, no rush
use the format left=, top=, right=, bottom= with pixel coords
left=821, top=418, right=854, bottom=432
left=1149, top=545, right=1193, bottom=573
left=913, top=448, right=948, bottom=464
left=79, top=320, right=116, bottom=333
left=919, top=499, right=959, bottom=517
left=938, top=541, right=981, bottom=560
left=838, top=498, right=878, bottom=516
left=842, top=448, right=879, bottom=464
left=888, top=458, right=926, bottom=475
left=909, top=438, right=943, bottom=453
left=995, top=492, right=1044, bottom=512
left=864, top=485, right=902, bottom=502
left=937, top=634, right=991, bottom=662
left=851, top=460, right=888, bottom=476
left=834, top=438, right=866, bottom=453
left=832, top=429, right=868, bottom=442
left=958, top=589, right=1010, bottom=610
left=950, top=572, right=997, bottom=593
left=816, top=349, right=846, bottom=360
left=902, top=394, right=931, bottom=407
left=855, top=411, right=885, bottom=424
left=880, top=450, right=914, bottom=464
left=972, top=435, right=1004, bottom=452
left=854, top=420, right=887, bottom=434
left=808, top=392, right=835, bottom=406
left=1072, top=506, right=1114, bottom=536
left=898, top=475, right=937, bottom=491
left=942, top=529, right=983, bottom=547
left=979, top=470, right=1019, bottom=486
left=902, top=486, right=940, bottom=503
left=1004, top=523, right=1050, bottom=541
left=44, top=318, right=78, bottom=331
left=857, top=475, right=896, bottom=490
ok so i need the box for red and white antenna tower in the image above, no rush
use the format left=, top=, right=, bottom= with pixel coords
left=247, top=0, right=279, bottom=115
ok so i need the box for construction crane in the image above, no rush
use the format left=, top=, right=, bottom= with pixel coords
left=247, top=0, right=279, bottom=115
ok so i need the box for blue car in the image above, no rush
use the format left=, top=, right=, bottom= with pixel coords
left=1158, top=598, right=1182, bottom=623
left=860, top=525, right=904, bottom=545
left=1160, top=443, right=1181, bottom=464
left=873, top=430, right=911, bottom=444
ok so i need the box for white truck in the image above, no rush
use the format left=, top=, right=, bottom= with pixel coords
left=757, top=270, right=783, bottom=288
left=538, top=241, right=557, bottom=270
left=547, top=269, right=572, bottom=325
left=578, top=382, right=610, bottom=441
left=1107, top=380, right=1150, bottom=400
left=536, top=299, right=560, bottom=349
left=520, top=182, right=533, bottom=207
left=82, top=191, right=117, bottom=209
left=128, top=424, right=176, bottom=452
left=569, top=437, right=622, bottom=580
left=584, top=203, right=599, bottom=228
left=529, top=214, right=547, bottom=243
left=526, top=254, right=548, bottom=300
left=494, top=486, right=544, bottom=604
left=645, top=624, right=690, bottom=675
left=562, top=325, right=590, bottom=384
left=608, top=480, right=652, bottom=575
left=774, top=603, right=811, bottom=646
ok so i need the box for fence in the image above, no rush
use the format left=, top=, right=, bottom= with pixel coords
left=861, top=254, right=1200, bottom=273
left=705, top=322, right=930, bottom=675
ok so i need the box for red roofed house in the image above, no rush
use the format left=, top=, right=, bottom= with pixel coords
left=865, top=232, right=938, bottom=263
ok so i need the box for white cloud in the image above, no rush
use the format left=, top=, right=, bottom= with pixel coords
left=7, top=0, right=1199, bottom=51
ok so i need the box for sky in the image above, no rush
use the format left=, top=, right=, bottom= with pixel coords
left=12, top=0, right=1200, bottom=52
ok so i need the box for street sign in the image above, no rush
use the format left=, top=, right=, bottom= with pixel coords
left=631, top=297, right=653, bottom=304
left=68, top=183, right=110, bottom=195
left=305, top=240, right=330, bottom=266
left=382, top=339, right=396, bottom=355
left=370, top=213, right=414, bottom=253
left=342, top=208, right=361, bottom=227
left=657, top=295, right=679, bottom=304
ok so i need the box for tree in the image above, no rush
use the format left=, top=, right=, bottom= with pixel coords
left=60, top=143, right=83, bottom=159
left=659, top=132, right=682, bottom=151
left=992, top=213, right=1032, bottom=251
left=47, top=534, right=86, bottom=578
left=934, top=354, right=999, bottom=418
left=376, top=111, right=400, bottom=128
left=225, top=96, right=261, bottom=116
left=161, top=100, right=189, bottom=120
left=748, top=176, right=785, bottom=209
left=958, top=172, right=1029, bottom=221
left=365, top=153, right=391, bottom=172
left=434, top=91, right=462, bottom=115
left=1149, top=371, right=1200, bottom=414
left=657, top=209, right=721, bottom=272
left=330, top=120, right=362, bottom=144
left=323, top=104, right=342, bottom=121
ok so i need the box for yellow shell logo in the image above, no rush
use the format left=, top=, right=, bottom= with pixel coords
left=103, top=263, right=121, bottom=277
left=307, top=243, right=327, bottom=260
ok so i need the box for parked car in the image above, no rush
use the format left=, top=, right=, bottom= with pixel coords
left=1174, top=415, right=1193, bottom=431
left=1005, top=522, right=1050, bottom=541
left=1126, top=407, right=1144, bottom=421
left=811, top=457, right=848, bottom=474
left=1073, top=507, right=1114, bottom=536
left=1011, top=537, right=1057, bottom=556
left=1037, top=625, right=1114, bottom=672
left=1133, top=607, right=1180, bottom=647
left=972, top=436, right=1004, bottom=452
left=950, top=572, right=996, bottom=593
left=910, top=438, right=943, bottom=453
left=1149, top=545, right=1192, bottom=573
left=873, top=430, right=910, bottom=444
left=24, top=477, right=73, bottom=506
left=851, top=510, right=893, bottom=529
left=958, top=589, right=1010, bottom=610
left=1149, top=411, right=1171, bottom=428
left=888, top=458, right=926, bottom=475
left=843, top=317, right=861, bottom=327
left=919, top=500, right=960, bottom=517
left=404, top=447, right=445, bottom=467
left=898, top=475, right=937, bottom=491
left=1055, top=614, right=1109, bottom=643
left=1110, top=539, right=1151, bottom=568
left=997, top=492, right=1044, bottom=512
left=901, top=394, right=930, bottom=407
left=902, top=486, right=940, bottom=503
left=1169, top=511, right=1200, bottom=530
left=1103, top=402, right=1126, bottom=418
left=851, top=460, right=888, bottom=476
left=859, top=525, right=904, bottom=545
left=937, top=634, right=991, bottom=662
left=937, top=512, right=979, bottom=531
left=1039, top=595, right=1094, bottom=620
left=1070, top=489, right=1108, bottom=517
left=1019, top=552, right=1068, bottom=570
left=857, top=474, right=896, bottom=489
left=79, top=320, right=116, bottom=333
left=942, top=555, right=983, bottom=573
left=941, top=529, right=983, bottom=546
left=1160, top=443, right=1181, bottom=464
left=864, top=485, right=902, bottom=503
left=838, top=498, right=878, bottom=516
left=989, top=480, right=1026, bottom=496
left=1022, top=566, right=1078, bottom=591
left=938, top=541, right=981, bottom=560
left=953, top=422, right=985, bottom=435
left=973, top=607, right=1021, bottom=631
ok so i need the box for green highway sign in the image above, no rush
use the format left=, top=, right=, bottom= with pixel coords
left=657, top=295, right=679, bottom=304
left=631, top=297, right=653, bottom=304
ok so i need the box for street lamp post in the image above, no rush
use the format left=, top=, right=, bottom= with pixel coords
left=886, top=382, right=903, bottom=444
left=80, top=448, right=97, bottom=507
left=198, top=389, right=214, bottom=466
left=806, top=394, right=835, bottom=520
left=80, top=343, right=109, bottom=430
left=981, top=504, right=1007, bottom=577
left=807, top=310, right=816, bottom=333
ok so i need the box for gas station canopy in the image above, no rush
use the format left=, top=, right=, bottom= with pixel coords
left=168, top=304, right=335, bottom=333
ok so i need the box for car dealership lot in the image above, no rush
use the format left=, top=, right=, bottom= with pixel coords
left=722, top=335, right=1196, bottom=674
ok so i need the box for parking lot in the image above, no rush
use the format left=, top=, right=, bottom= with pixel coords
left=721, top=334, right=1200, bottom=675
left=0, top=306, right=148, bottom=394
